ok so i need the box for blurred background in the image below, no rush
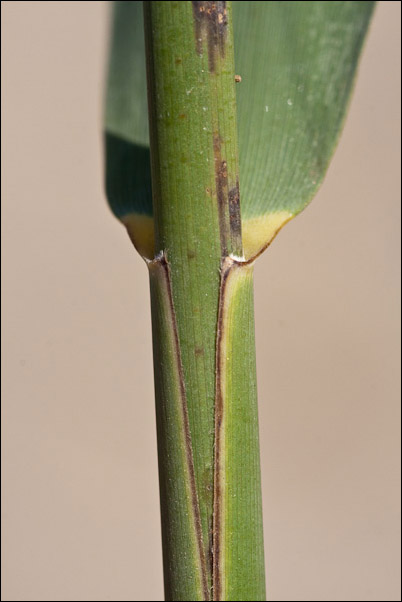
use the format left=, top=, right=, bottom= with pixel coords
left=2, top=2, right=401, bottom=600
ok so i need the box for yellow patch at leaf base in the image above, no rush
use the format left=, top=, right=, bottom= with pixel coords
left=242, top=211, right=294, bottom=260
left=121, top=213, right=155, bottom=260
left=121, top=211, right=293, bottom=262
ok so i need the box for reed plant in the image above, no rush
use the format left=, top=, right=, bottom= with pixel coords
left=104, top=2, right=375, bottom=599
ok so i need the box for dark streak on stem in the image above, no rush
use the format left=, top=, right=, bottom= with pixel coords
left=192, top=1, right=228, bottom=72
left=155, top=253, right=210, bottom=601
left=228, top=179, right=242, bottom=254
left=213, top=135, right=242, bottom=258
left=214, top=134, right=229, bottom=256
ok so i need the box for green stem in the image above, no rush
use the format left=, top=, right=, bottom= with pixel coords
left=149, top=254, right=209, bottom=601
left=144, top=2, right=265, bottom=599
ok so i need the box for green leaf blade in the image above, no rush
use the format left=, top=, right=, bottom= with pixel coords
left=234, top=1, right=375, bottom=257
left=104, top=1, right=154, bottom=257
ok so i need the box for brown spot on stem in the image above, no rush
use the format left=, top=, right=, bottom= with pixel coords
left=213, top=135, right=242, bottom=257
left=229, top=180, right=242, bottom=252
left=192, top=1, right=228, bottom=72
left=213, top=135, right=229, bottom=256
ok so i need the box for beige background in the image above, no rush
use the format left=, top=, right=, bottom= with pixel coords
left=2, top=2, right=401, bottom=601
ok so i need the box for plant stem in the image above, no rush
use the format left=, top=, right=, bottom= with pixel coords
left=144, top=2, right=265, bottom=599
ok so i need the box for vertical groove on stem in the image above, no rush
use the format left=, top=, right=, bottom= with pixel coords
left=157, top=253, right=210, bottom=600
left=212, top=256, right=233, bottom=601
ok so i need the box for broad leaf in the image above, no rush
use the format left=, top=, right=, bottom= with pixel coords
left=234, top=1, right=375, bottom=257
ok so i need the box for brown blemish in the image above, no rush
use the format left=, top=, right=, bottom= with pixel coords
left=175, top=57, right=182, bottom=64
left=179, top=113, right=187, bottom=119
left=192, top=1, right=228, bottom=72
left=195, top=346, right=205, bottom=356
left=213, top=135, right=228, bottom=256
left=213, top=135, right=242, bottom=257
left=228, top=180, right=242, bottom=252
left=234, top=74, right=242, bottom=83
left=208, top=528, right=214, bottom=586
